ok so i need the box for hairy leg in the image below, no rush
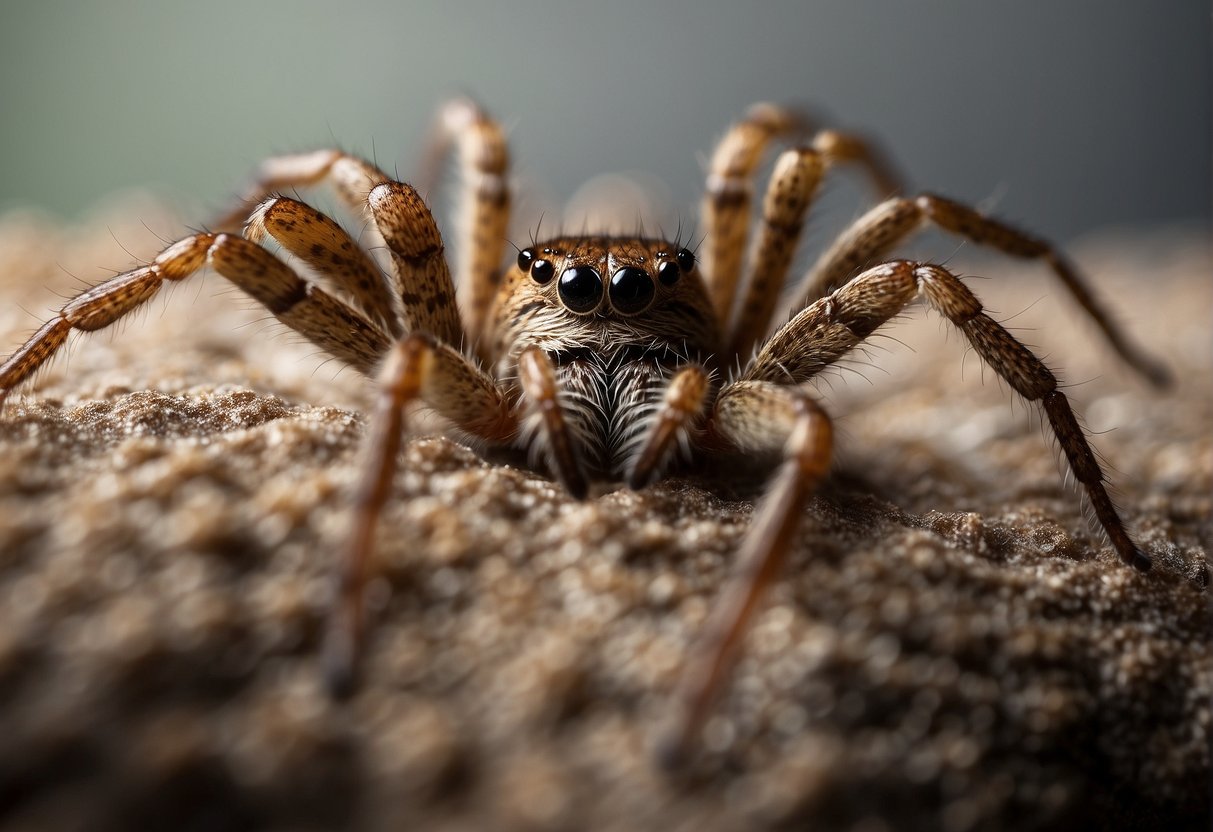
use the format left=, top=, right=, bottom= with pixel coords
left=517, top=346, right=590, bottom=500
left=795, top=194, right=1170, bottom=386
left=0, top=233, right=392, bottom=405
left=246, top=196, right=402, bottom=336
left=746, top=260, right=1152, bottom=572
left=726, top=129, right=905, bottom=361
left=626, top=365, right=711, bottom=489
left=212, top=149, right=391, bottom=234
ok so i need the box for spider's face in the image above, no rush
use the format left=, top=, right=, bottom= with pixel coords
left=514, top=238, right=696, bottom=317
left=488, top=236, right=720, bottom=364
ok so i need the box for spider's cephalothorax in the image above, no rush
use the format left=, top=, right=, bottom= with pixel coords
left=491, top=238, right=720, bottom=481
left=0, top=99, right=1169, bottom=768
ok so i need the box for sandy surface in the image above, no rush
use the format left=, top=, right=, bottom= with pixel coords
left=0, top=199, right=1209, bottom=831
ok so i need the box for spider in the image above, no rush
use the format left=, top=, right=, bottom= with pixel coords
left=0, top=99, right=1169, bottom=767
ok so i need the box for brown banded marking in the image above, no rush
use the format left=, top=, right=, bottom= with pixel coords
left=797, top=194, right=1171, bottom=387
left=747, top=260, right=1150, bottom=572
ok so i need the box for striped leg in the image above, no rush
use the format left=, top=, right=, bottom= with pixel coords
left=246, top=196, right=402, bottom=336
left=700, top=103, right=808, bottom=325
left=745, top=260, right=1152, bottom=573
left=794, top=194, right=1171, bottom=386
left=212, top=149, right=391, bottom=233
left=0, top=233, right=392, bottom=406
left=417, top=99, right=511, bottom=344
left=726, top=130, right=905, bottom=361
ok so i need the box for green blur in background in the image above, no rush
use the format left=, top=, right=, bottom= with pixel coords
left=0, top=0, right=1208, bottom=241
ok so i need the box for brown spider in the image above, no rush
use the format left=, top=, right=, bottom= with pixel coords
left=0, top=100, right=1169, bottom=767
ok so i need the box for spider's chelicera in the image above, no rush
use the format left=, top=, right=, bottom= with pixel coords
left=0, top=99, right=1169, bottom=768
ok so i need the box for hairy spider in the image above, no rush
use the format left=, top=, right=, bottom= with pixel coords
left=0, top=100, right=1168, bottom=767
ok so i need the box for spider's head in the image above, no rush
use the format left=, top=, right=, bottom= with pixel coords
left=490, top=236, right=720, bottom=361
left=514, top=238, right=696, bottom=317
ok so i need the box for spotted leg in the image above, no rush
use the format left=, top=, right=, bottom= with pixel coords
left=661, top=382, right=833, bottom=768
left=794, top=194, right=1171, bottom=386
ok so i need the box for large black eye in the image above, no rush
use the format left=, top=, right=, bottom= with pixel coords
left=530, top=258, right=555, bottom=284
left=609, top=267, right=655, bottom=314
left=657, top=259, right=681, bottom=286
left=517, top=248, right=535, bottom=272
left=558, top=266, right=603, bottom=313
left=676, top=248, right=696, bottom=273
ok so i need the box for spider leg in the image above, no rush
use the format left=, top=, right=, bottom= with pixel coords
left=726, top=130, right=905, bottom=361
left=700, top=104, right=904, bottom=334
left=325, top=332, right=516, bottom=696
left=246, top=196, right=402, bottom=336
left=517, top=347, right=590, bottom=499
left=626, top=365, right=711, bottom=489
left=746, top=259, right=1152, bottom=572
left=415, top=98, right=511, bottom=348
left=364, top=181, right=464, bottom=348
left=0, top=233, right=392, bottom=405
left=212, top=149, right=392, bottom=233
left=795, top=194, right=1171, bottom=386
left=700, top=103, right=808, bottom=325
left=661, top=382, right=833, bottom=768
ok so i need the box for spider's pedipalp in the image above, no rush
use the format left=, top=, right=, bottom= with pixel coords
left=796, top=193, right=1171, bottom=387
left=518, top=346, right=590, bottom=499
left=626, top=363, right=711, bottom=490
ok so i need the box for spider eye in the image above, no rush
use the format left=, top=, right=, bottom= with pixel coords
left=609, top=267, right=655, bottom=314
left=530, top=258, right=555, bottom=285
left=676, top=248, right=696, bottom=273
left=657, top=259, right=681, bottom=286
left=517, top=248, right=535, bottom=272
left=557, top=266, right=603, bottom=313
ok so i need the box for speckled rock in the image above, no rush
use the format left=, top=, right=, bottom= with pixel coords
left=0, top=203, right=1208, bottom=831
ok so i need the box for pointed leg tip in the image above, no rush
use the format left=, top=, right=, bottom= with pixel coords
left=654, top=733, right=694, bottom=775
left=1130, top=548, right=1153, bottom=573
left=324, top=663, right=359, bottom=702
left=321, top=628, right=362, bottom=701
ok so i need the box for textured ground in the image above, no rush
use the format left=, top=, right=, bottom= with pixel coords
left=0, top=199, right=1209, bottom=831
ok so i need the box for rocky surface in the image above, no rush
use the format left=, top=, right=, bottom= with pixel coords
left=0, top=202, right=1209, bottom=830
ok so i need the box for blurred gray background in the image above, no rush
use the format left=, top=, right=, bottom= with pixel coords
left=1, top=0, right=1209, bottom=242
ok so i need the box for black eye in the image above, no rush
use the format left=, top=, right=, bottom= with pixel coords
left=609, top=267, right=655, bottom=314
left=530, top=258, right=555, bottom=284
left=557, top=266, right=603, bottom=313
left=657, top=259, right=681, bottom=286
left=676, top=248, right=696, bottom=273
left=517, top=248, right=534, bottom=272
